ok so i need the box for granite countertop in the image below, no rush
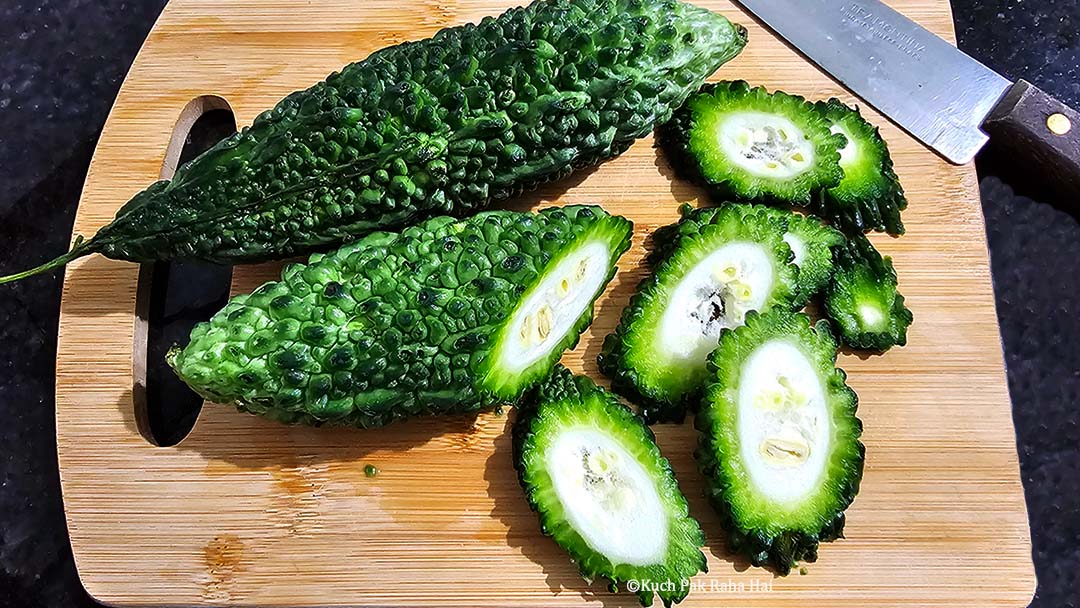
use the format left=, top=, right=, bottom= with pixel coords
left=1, top=1, right=1078, bottom=606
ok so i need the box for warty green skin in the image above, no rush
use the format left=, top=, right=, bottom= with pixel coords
left=823, top=234, right=913, bottom=350
left=0, top=0, right=747, bottom=284
left=776, top=209, right=845, bottom=307
left=514, top=366, right=708, bottom=607
left=169, top=206, right=632, bottom=428
left=696, top=310, right=864, bottom=575
left=813, top=99, right=908, bottom=236
left=599, top=203, right=799, bottom=424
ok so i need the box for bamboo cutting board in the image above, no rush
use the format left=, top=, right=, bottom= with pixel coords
left=55, top=0, right=1036, bottom=605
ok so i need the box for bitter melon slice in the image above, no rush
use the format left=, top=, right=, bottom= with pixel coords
left=661, top=81, right=845, bottom=206
left=780, top=211, right=845, bottom=306
left=813, top=99, right=908, bottom=235
left=514, top=366, right=707, bottom=607
left=823, top=234, right=913, bottom=350
left=599, top=204, right=798, bottom=423
left=695, top=310, right=864, bottom=574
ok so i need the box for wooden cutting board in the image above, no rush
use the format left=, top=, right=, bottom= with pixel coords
left=55, top=0, right=1036, bottom=605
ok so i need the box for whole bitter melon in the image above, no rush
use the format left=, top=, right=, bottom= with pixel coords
left=169, top=206, right=632, bottom=428
left=0, top=0, right=747, bottom=284
left=514, top=366, right=708, bottom=607
left=696, top=309, right=864, bottom=574
left=599, top=204, right=798, bottom=423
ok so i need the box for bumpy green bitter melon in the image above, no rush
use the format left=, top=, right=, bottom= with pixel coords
left=514, top=366, right=707, bottom=607
left=779, top=210, right=845, bottom=306
left=813, top=99, right=907, bottom=235
left=169, top=206, right=631, bottom=427
left=823, top=234, right=912, bottom=350
left=695, top=310, right=864, bottom=574
left=599, top=204, right=798, bottom=423
left=0, top=0, right=747, bottom=284
left=660, top=81, right=845, bottom=206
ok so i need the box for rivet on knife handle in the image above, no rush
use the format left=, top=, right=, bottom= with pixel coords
left=983, top=80, right=1080, bottom=195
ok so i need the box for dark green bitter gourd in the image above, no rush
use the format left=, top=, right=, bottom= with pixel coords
left=777, top=209, right=845, bottom=307
left=695, top=309, right=864, bottom=574
left=823, top=234, right=913, bottom=350
left=0, top=0, right=747, bottom=284
left=813, top=99, right=908, bottom=235
left=599, top=204, right=798, bottom=423
left=659, top=81, right=845, bottom=206
left=514, top=366, right=707, bottom=607
left=169, top=206, right=632, bottom=428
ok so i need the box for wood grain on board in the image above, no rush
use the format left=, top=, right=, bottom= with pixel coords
left=54, top=0, right=1035, bottom=605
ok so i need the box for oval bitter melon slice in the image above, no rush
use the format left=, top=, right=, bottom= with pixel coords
left=169, top=206, right=631, bottom=428
left=661, top=81, right=845, bottom=206
left=599, top=204, right=798, bottom=423
left=695, top=310, right=864, bottom=574
left=813, top=99, right=908, bottom=235
left=514, top=366, right=707, bottom=607
left=823, top=233, right=913, bottom=350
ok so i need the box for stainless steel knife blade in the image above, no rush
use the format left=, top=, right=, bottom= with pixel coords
left=734, top=0, right=1013, bottom=164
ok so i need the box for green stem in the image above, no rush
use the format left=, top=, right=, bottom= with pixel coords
left=0, top=236, right=94, bottom=285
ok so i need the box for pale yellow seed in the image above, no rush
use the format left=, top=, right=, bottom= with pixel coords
left=778, top=129, right=789, bottom=141
left=557, top=278, right=571, bottom=297
left=536, top=305, right=553, bottom=340
left=765, top=160, right=779, bottom=170
left=791, top=151, right=805, bottom=163
left=519, top=315, right=533, bottom=344
left=759, top=436, right=811, bottom=466
left=576, top=259, right=588, bottom=281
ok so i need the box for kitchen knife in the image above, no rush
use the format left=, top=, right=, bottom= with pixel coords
left=734, top=0, right=1080, bottom=191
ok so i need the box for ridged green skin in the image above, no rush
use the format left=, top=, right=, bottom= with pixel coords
left=776, top=210, right=845, bottom=307
left=823, top=234, right=913, bottom=350
left=169, top=206, right=632, bottom=428
left=813, top=99, right=908, bottom=235
left=0, top=0, right=747, bottom=284
left=695, top=310, right=864, bottom=574
left=599, top=204, right=798, bottom=423
left=659, top=81, right=845, bottom=206
left=514, top=366, right=707, bottom=607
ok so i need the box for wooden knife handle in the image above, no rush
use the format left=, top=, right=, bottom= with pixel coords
left=983, top=80, right=1080, bottom=196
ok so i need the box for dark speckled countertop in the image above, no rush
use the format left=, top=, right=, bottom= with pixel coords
left=1, top=1, right=1078, bottom=607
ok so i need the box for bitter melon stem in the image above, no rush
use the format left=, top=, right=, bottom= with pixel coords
left=0, top=236, right=93, bottom=285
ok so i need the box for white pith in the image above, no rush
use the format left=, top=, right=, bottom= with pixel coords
left=831, top=123, right=858, bottom=167
left=783, top=232, right=806, bottom=268
left=858, top=302, right=885, bottom=328
left=718, top=111, right=814, bottom=178
left=498, top=240, right=611, bottom=374
left=546, top=427, right=669, bottom=566
left=657, top=242, right=774, bottom=366
left=736, top=340, right=830, bottom=504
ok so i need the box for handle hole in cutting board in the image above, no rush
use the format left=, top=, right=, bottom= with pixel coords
left=133, top=97, right=237, bottom=446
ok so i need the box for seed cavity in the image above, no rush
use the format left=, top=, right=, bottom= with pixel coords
left=735, top=123, right=811, bottom=171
